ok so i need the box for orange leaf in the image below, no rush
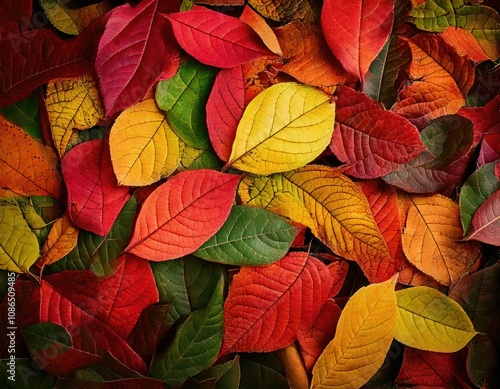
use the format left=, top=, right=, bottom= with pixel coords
left=400, top=193, right=481, bottom=286
left=39, top=214, right=79, bottom=267
left=392, top=34, right=475, bottom=129
left=441, top=27, right=490, bottom=63
left=275, top=21, right=354, bottom=87
left=240, top=5, right=283, bottom=56
left=0, top=115, right=62, bottom=200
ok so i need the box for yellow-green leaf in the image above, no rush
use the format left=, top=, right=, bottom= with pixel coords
left=395, top=286, right=477, bottom=353
left=311, top=275, right=398, bottom=388
left=0, top=204, right=39, bottom=274
left=225, top=82, right=335, bottom=175
left=46, top=73, right=105, bottom=157
left=109, top=99, right=180, bottom=186
left=41, top=0, right=112, bottom=36
left=239, top=165, right=392, bottom=283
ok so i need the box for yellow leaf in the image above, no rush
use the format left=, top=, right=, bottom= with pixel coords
left=39, top=214, right=79, bottom=267
left=0, top=204, right=39, bottom=274
left=400, top=194, right=481, bottom=286
left=46, top=73, right=105, bottom=157
left=225, top=82, right=335, bottom=175
left=395, top=286, right=477, bottom=352
left=109, top=99, right=180, bottom=186
left=311, top=275, right=398, bottom=388
left=239, top=165, right=392, bottom=282
left=41, top=0, right=112, bottom=35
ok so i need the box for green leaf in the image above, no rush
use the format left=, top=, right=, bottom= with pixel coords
left=188, top=356, right=240, bottom=389
left=152, top=255, right=226, bottom=323
left=396, top=286, right=477, bottom=352
left=21, top=322, right=72, bottom=350
left=46, top=197, right=137, bottom=275
left=450, top=262, right=500, bottom=333
left=150, top=277, right=224, bottom=387
left=459, top=162, right=500, bottom=235
left=0, top=358, right=55, bottom=389
left=239, top=353, right=289, bottom=389
left=156, top=60, right=217, bottom=149
left=0, top=203, right=39, bottom=274
left=194, top=205, right=297, bottom=266
left=179, top=146, right=223, bottom=171
left=0, top=92, right=42, bottom=140
left=363, top=36, right=411, bottom=109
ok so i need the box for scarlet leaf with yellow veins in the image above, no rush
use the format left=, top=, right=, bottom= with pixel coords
left=45, top=73, right=105, bottom=157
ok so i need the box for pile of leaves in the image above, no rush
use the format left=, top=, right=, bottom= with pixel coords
left=0, top=0, right=499, bottom=387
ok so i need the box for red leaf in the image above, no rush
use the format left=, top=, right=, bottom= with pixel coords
left=459, top=96, right=500, bottom=167
left=0, top=17, right=106, bottom=107
left=166, top=7, right=272, bottom=68
left=326, top=259, right=349, bottom=298
left=95, top=0, right=179, bottom=117
left=330, top=87, right=426, bottom=178
left=396, top=348, right=459, bottom=388
left=126, top=169, right=240, bottom=261
left=206, top=66, right=245, bottom=162
left=465, top=189, right=500, bottom=246
left=0, top=0, right=32, bottom=35
left=62, top=139, right=131, bottom=237
left=321, top=0, right=394, bottom=82
left=221, top=252, right=332, bottom=355
left=96, top=254, right=159, bottom=339
left=297, top=299, right=341, bottom=372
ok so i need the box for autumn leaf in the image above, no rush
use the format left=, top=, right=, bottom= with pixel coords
left=392, top=34, right=475, bottom=129
left=400, top=193, right=481, bottom=286
left=225, top=82, right=335, bottom=174
left=221, top=252, right=333, bottom=355
left=62, top=138, right=131, bottom=236
left=125, top=170, right=239, bottom=261
left=311, top=275, right=398, bottom=388
left=38, top=214, right=79, bottom=267
left=331, top=86, right=426, bottom=178
left=95, top=0, right=179, bottom=116
left=166, top=6, right=273, bottom=68
left=240, top=5, right=283, bottom=56
left=395, top=286, right=477, bottom=352
left=441, top=27, right=491, bottom=62
left=239, top=165, right=393, bottom=283
left=0, top=203, right=39, bottom=274
left=45, top=73, right=105, bottom=157
left=321, top=0, right=394, bottom=82
left=109, top=98, right=180, bottom=186
left=0, top=115, right=62, bottom=199
left=275, top=22, right=354, bottom=87
left=464, top=189, right=500, bottom=246
left=40, top=0, right=112, bottom=36
left=248, top=0, right=314, bottom=23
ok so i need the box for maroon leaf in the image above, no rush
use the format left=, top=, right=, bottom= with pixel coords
left=0, top=16, right=107, bottom=107
left=166, top=6, right=272, bottom=68
left=465, top=189, right=500, bottom=245
left=330, top=87, right=426, bottom=178
left=0, top=0, right=32, bottom=35
left=62, top=138, right=131, bottom=236
left=95, top=0, right=179, bottom=117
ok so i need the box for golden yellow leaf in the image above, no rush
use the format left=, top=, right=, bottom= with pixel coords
left=0, top=203, right=39, bottom=274
left=41, top=0, right=112, bottom=35
left=311, top=275, right=398, bottom=388
left=400, top=194, right=481, bottom=286
left=39, top=214, right=79, bottom=267
left=395, top=286, right=477, bottom=353
left=239, top=165, right=392, bottom=282
left=109, top=99, right=180, bottom=186
left=46, top=73, right=105, bottom=157
left=225, top=82, right=335, bottom=175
